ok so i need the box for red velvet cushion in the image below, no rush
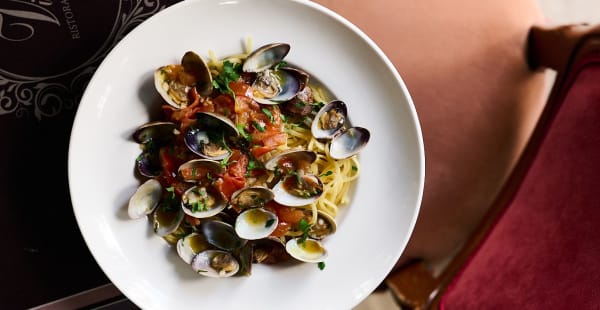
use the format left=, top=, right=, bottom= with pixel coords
left=441, top=54, right=600, bottom=309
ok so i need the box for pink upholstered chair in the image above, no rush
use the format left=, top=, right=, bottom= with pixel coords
left=385, top=24, right=600, bottom=309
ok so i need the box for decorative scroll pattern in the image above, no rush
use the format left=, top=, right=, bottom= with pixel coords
left=0, top=0, right=169, bottom=120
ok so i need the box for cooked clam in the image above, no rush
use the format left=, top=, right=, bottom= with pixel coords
left=242, top=43, right=290, bottom=73
left=202, top=220, right=246, bottom=251
left=234, top=208, right=278, bottom=240
left=252, top=236, right=290, bottom=264
left=264, top=149, right=316, bottom=172
left=135, top=151, right=162, bottom=178
left=132, top=121, right=177, bottom=145
left=285, top=238, right=328, bottom=263
left=191, top=250, right=240, bottom=278
left=176, top=232, right=211, bottom=264
left=311, top=100, right=347, bottom=140
left=128, top=179, right=162, bottom=219
left=329, top=126, right=370, bottom=160
left=155, top=51, right=212, bottom=109
left=178, top=159, right=224, bottom=183
left=152, top=201, right=184, bottom=237
left=272, top=172, right=323, bottom=207
left=181, top=186, right=227, bottom=218
left=251, top=68, right=303, bottom=105
left=230, top=186, right=274, bottom=209
left=307, top=210, right=337, bottom=240
left=184, top=112, right=238, bottom=160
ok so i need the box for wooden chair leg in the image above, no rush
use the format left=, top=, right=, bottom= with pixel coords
left=385, top=260, right=439, bottom=310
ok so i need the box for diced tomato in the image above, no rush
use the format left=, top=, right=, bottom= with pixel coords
left=251, top=145, right=276, bottom=158
left=229, top=81, right=252, bottom=97
left=215, top=174, right=246, bottom=200
left=213, top=94, right=235, bottom=118
left=270, top=221, right=290, bottom=237
left=227, top=151, right=248, bottom=178
left=185, top=214, right=201, bottom=226
left=277, top=205, right=306, bottom=228
left=159, top=147, right=180, bottom=184
left=264, top=201, right=306, bottom=237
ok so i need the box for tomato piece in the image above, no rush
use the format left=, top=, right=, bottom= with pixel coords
left=270, top=221, right=290, bottom=237
left=216, top=174, right=246, bottom=200
left=229, top=81, right=252, bottom=97
left=251, top=145, right=276, bottom=158
left=213, top=94, right=235, bottom=118
left=227, top=151, right=248, bottom=178
left=159, top=147, right=180, bottom=183
left=277, top=206, right=306, bottom=227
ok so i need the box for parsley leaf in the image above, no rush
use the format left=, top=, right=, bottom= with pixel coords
left=319, top=171, right=333, bottom=177
left=318, top=261, right=326, bottom=270
left=253, top=120, right=266, bottom=132
left=265, top=218, right=275, bottom=228
left=261, top=108, right=274, bottom=122
left=237, top=123, right=252, bottom=142
left=298, top=218, right=311, bottom=244
left=273, top=61, right=287, bottom=71
left=352, top=165, right=358, bottom=172
left=212, top=60, right=242, bottom=98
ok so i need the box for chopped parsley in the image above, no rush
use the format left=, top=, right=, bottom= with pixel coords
left=318, top=261, right=326, bottom=270
left=352, top=165, right=358, bottom=172
left=191, top=167, right=197, bottom=177
left=273, top=61, right=287, bottom=71
left=319, top=170, right=333, bottom=177
left=253, top=120, right=266, bottom=132
left=298, top=218, right=311, bottom=244
left=237, top=123, right=253, bottom=142
left=166, top=186, right=175, bottom=199
left=212, top=60, right=242, bottom=98
left=261, top=108, right=274, bottom=122
left=191, top=198, right=208, bottom=213
left=265, top=218, right=275, bottom=228
left=312, top=101, right=325, bottom=112
left=280, top=114, right=287, bottom=123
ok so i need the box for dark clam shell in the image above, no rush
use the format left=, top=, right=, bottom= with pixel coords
left=136, top=151, right=162, bottom=178
left=132, top=121, right=177, bottom=145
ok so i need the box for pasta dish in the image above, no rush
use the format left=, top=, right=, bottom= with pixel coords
left=127, top=41, right=370, bottom=277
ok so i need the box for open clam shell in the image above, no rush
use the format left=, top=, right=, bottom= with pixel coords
left=181, top=186, right=227, bottom=218
left=178, top=159, right=224, bottom=183
left=136, top=151, right=162, bottom=178
left=242, top=43, right=290, bottom=73
left=234, top=208, right=278, bottom=240
left=329, top=126, right=370, bottom=160
left=252, top=68, right=302, bottom=105
left=191, top=250, right=240, bottom=278
left=306, top=210, right=337, bottom=240
left=132, top=121, right=177, bottom=145
left=311, top=100, right=347, bottom=140
left=264, top=149, right=317, bottom=171
left=184, top=112, right=239, bottom=160
left=252, top=236, right=290, bottom=264
left=285, top=238, right=328, bottom=263
left=155, top=51, right=212, bottom=109
left=230, top=186, right=274, bottom=209
left=176, top=233, right=211, bottom=264
left=152, top=201, right=184, bottom=237
left=272, top=173, right=323, bottom=207
left=128, top=179, right=162, bottom=219
left=202, top=220, right=247, bottom=251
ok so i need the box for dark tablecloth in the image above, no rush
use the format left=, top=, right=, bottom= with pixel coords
left=0, top=1, right=180, bottom=308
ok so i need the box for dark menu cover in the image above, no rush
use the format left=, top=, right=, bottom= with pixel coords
left=0, top=1, right=179, bottom=308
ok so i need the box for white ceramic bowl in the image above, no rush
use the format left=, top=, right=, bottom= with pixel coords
left=68, top=0, right=424, bottom=309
